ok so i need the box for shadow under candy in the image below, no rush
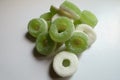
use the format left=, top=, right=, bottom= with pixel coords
left=25, top=32, right=36, bottom=42
left=49, top=62, right=72, bottom=80
left=32, top=47, right=48, bottom=60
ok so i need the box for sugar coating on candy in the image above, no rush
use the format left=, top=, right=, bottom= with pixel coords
left=27, top=0, right=98, bottom=78
left=65, top=31, right=88, bottom=54
left=52, top=14, right=74, bottom=23
left=50, top=5, right=58, bottom=15
left=49, top=17, right=75, bottom=42
left=53, top=51, right=79, bottom=77
left=60, top=0, right=81, bottom=20
left=76, top=24, right=96, bottom=46
left=36, top=33, right=56, bottom=55
left=80, top=10, right=98, bottom=28
left=40, top=12, right=54, bottom=21
left=28, top=18, right=48, bottom=38
left=51, top=14, right=61, bottom=22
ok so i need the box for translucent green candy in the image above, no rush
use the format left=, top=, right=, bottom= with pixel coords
left=49, top=17, right=75, bottom=42
left=65, top=31, right=88, bottom=54
left=36, top=33, right=56, bottom=55
left=50, top=5, right=58, bottom=15
left=80, top=10, right=98, bottom=28
left=59, top=0, right=81, bottom=20
left=28, top=18, right=48, bottom=38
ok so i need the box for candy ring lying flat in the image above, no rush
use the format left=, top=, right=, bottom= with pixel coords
left=53, top=51, right=79, bottom=77
left=49, top=17, right=75, bottom=42
left=76, top=24, right=96, bottom=46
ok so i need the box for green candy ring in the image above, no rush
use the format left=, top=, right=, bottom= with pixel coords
left=28, top=18, right=48, bottom=38
left=76, top=24, right=97, bottom=46
left=65, top=31, right=88, bottom=54
left=40, top=12, right=54, bottom=21
left=80, top=10, right=98, bottom=28
left=50, top=5, right=58, bottom=15
left=36, top=33, right=56, bottom=55
left=59, top=0, right=81, bottom=20
left=49, top=17, right=75, bottom=42
left=40, top=12, right=55, bottom=28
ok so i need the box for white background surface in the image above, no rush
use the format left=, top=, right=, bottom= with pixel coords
left=0, top=0, right=120, bottom=80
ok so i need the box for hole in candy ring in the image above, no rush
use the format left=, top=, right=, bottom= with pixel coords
left=62, top=59, right=70, bottom=67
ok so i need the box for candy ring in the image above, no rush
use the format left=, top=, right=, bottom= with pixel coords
left=36, top=33, right=56, bottom=55
left=65, top=31, right=88, bottom=54
left=80, top=10, right=98, bottom=28
left=28, top=18, right=48, bottom=38
left=76, top=24, right=96, bottom=46
left=49, top=17, right=74, bottom=42
left=59, top=0, right=81, bottom=20
left=53, top=51, right=79, bottom=77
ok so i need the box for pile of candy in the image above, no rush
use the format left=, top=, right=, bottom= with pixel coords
left=27, top=0, right=98, bottom=77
